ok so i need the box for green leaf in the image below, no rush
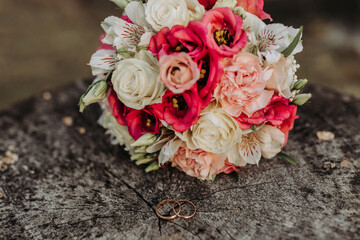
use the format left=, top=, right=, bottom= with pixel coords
left=116, top=48, right=135, bottom=58
left=277, top=151, right=298, bottom=165
left=250, top=125, right=258, bottom=131
left=281, top=26, right=303, bottom=58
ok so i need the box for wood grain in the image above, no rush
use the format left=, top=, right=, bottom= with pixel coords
left=0, top=81, right=359, bottom=239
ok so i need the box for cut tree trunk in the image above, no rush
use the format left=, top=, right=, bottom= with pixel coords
left=0, top=81, right=359, bottom=239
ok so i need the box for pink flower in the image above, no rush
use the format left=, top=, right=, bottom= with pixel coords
left=159, top=52, right=200, bottom=94
left=236, top=0, right=272, bottom=21
left=214, top=52, right=273, bottom=117
left=108, top=88, right=130, bottom=126
left=149, top=22, right=207, bottom=60
left=236, top=94, right=298, bottom=130
left=125, top=106, right=161, bottom=140
left=197, top=0, right=217, bottom=10
left=170, top=144, right=227, bottom=180
left=201, top=7, right=247, bottom=57
left=278, top=106, right=299, bottom=145
left=196, top=54, right=223, bottom=109
left=153, top=87, right=201, bottom=132
left=219, top=160, right=239, bottom=174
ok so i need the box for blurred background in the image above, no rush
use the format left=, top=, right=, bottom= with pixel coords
left=0, top=0, right=359, bottom=110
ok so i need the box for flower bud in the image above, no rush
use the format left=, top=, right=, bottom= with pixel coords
left=291, top=79, right=308, bottom=91
left=293, top=93, right=312, bottom=106
left=109, top=0, right=131, bottom=9
left=79, top=80, right=108, bottom=113
left=131, top=133, right=157, bottom=147
left=130, top=153, right=146, bottom=161
left=145, top=162, right=160, bottom=173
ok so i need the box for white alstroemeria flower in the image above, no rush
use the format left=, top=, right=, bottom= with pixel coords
left=253, top=125, right=285, bottom=159
left=258, top=24, right=303, bottom=64
left=180, top=101, right=242, bottom=154
left=145, top=0, right=205, bottom=31
left=111, top=50, right=165, bottom=110
left=158, top=137, right=183, bottom=166
left=228, top=125, right=285, bottom=166
left=212, top=0, right=237, bottom=9
left=88, top=49, right=117, bottom=76
left=101, top=16, right=145, bottom=51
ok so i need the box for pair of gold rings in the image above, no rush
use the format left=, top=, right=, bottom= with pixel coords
left=156, top=200, right=196, bottom=220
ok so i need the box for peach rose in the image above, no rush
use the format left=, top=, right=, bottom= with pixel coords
left=214, top=52, right=273, bottom=117
left=159, top=52, right=200, bottom=94
left=170, top=143, right=227, bottom=180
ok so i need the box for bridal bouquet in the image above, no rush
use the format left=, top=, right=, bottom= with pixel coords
left=79, top=0, right=311, bottom=180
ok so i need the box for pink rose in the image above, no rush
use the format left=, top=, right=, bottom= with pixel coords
left=149, top=22, right=207, bottom=60
left=170, top=144, right=227, bottom=180
left=159, top=52, right=200, bottom=94
left=236, top=94, right=298, bottom=130
left=153, top=86, right=201, bottom=132
left=236, top=0, right=272, bottom=21
left=200, top=7, right=247, bottom=57
left=125, top=106, right=161, bottom=140
left=214, top=52, right=273, bottom=117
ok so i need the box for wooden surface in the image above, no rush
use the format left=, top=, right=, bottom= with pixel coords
left=0, top=81, right=359, bottom=239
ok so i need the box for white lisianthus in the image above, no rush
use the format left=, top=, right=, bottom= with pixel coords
left=212, top=0, right=237, bottom=9
left=227, top=125, right=285, bottom=166
left=179, top=101, right=242, bottom=154
left=263, top=55, right=297, bottom=99
left=253, top=125, right=285, bottom=159
left=111, top=50, right=165, bottom=110
left=101, top=16, right=145, bottom=51
left=88, top=49, right=117, bottom=76
left=145, top=0, right=205, bottom=31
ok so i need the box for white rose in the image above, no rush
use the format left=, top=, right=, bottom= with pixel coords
left=179, top=101, right=242, bottom=154
left=263, top=55, right=296, bottom=99
left=111, top=50, right=165, bottom=110
left=145, top=0, right=205, bottom=31
left=253, top=125, right=285, bottom=159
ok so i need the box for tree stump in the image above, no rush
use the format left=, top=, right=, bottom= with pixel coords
left=0, top=81, right=359, bottom=239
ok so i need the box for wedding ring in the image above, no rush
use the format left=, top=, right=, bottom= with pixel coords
left=156, top=200, right=181, bottom=220
left=172, top=200, right=196, bottom=219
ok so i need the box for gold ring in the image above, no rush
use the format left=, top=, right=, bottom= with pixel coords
left=156, top=200, right=181, bottom=220
left=172, top=200, right=196, bottom=219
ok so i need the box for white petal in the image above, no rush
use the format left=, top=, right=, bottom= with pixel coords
left=158, top=138, right=183, bottom=166
left=254, top=125, right=285, bottom=159
left=238, top=133, right=262, bottom=165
